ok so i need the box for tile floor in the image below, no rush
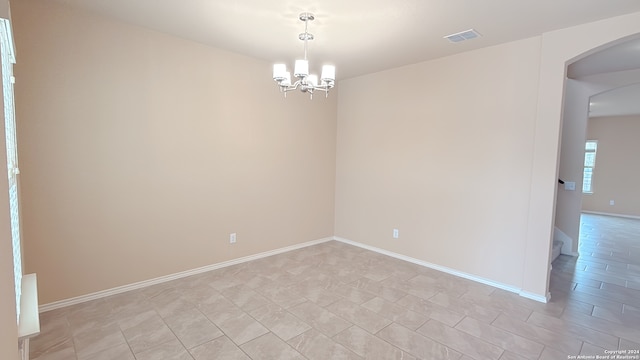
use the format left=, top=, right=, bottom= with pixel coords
left=30, top=213, right=640, bottom=359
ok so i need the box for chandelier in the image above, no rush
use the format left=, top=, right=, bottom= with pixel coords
left=272, top=12, right=336, bottom=98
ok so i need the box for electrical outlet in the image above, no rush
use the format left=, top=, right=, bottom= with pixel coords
left=229, top=233, right=236, bottom=244
left=610, top=200, right=615, bottom=206
left=393, top=229, right=399, bottom=239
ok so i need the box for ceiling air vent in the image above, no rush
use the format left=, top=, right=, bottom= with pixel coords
left=444, top=29, right=481, bottom=43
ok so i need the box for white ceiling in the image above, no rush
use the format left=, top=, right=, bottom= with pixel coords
left=47, top=0, right=640, bottom=118
left=51, top=0, right=640, bottom=80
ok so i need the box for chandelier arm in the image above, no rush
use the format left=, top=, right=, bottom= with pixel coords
left=279, top=79, right=304, bottom=93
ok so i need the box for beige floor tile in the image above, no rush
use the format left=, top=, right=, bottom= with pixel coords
left=198, top=295, right=244, bottom=324
left=459, top=291, right=532, bottom=322
left=498, top=351, right=528, bottom=360
left=79, top=343, right=135, bottom=360
left=627, top=279, right=640, bottom=291
left=67, top=305, right=118, bottom=336
left=561, top=297, right=595, bottom=316
left=429, top=292, right=501, bottom=323
left=209, top=275, right=246, bottom=292
left=190, top=336, right=250, bottom=360
left=240, top=333, right=306, bottom=360
left=129, top=338, right=193, bottom=360
left=377, top=323, right=462, bottom=359
left=560, top=305, right=640, bottom=343
left=331, top=284, right=376, bottom=304
left=407, top=274, right=470, bottom=298
left=181, top=284, right=222, bottom=305
left=538, top=346, right=572, bottom=360
left=360, top=266, right=395, bottom=282
left=492, top=313, right=583, bottom=355
left=325, top=299, right=392, bottom=334
left=395, top=294, right=464, bottom=326
left=117, top=309, right=158, bottom=331
left=215, top=312, right=269, bottom=345
left=489, top=289, right=565, bottom=318
left=322, top=265, right=366, bottom=284
left=73, top=324, right=127, bottom=359
left=163, top=307, right=223, bottom=349
left=380, top=276, right=440, bottom=300
left=288, top=329, right=362, bottom=360
left=65, top=299, right=112, bottom=326
left=32, top=339, right=76, bottom=360
left=249, top=303, right=311, bottom=341
left=140, top=282, right=175, bottom=299
left=417, top=319, right=504, bottom=359
left=580, top=342, right=607, bottom=356
left=361, top=296, right=428, bottom=330
left=288, top=301, right=352, bottom=337
left=619, top=338, right=640, bottom=351
left=29, top=318, right=72, bottom=358
left=333, top=325, right=416, bottom=360
left=562, top=288, right=624, bottom=314
left=149, top=289, right=195, bottom=318
left=256, top=285, right=307, bottom=309
left=31, top=215, right=640, bottom=360
left=349, top=277, right=408, bottom=303
left=527, top=310, right=619, bottom=349
left=286, top=277, right=344, bottom=307
left=121, top=314, right=177, bottom=354
left=105, top=290, right=153, bottom=319
left=601, top=282, right=640, bottom=304
left=454, top=317, right=543, bottom=360
left=576, top=283, right=640, bottom=308
left=222, top=285, right=272, bottom=312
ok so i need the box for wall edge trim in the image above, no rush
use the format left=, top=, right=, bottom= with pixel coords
left=333, top=236, right=548, bottom=303
left=39, top=236, right=334, bottom=312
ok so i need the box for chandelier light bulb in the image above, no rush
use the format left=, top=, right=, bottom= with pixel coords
left=307, top=74, right=318, bottom=87
left=273, top=64, right=287, bottom=81
left=282, top=72, right=292, bottom=86
left=294, top=60, right=309, bottom=78
left=321, top=65, right=335, bottom=82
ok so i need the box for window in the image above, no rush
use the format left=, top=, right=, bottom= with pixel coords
left=583, top=140, right=597, bottom=193
left=1, top=18, right=20, bottom=323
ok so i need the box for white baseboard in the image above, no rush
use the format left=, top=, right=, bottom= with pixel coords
left=581, top=211, right=640, bottom=220
left=39, top=237, right=334, bottom=313
left=333, top=237, right=548, bottom=303
left=519, top=291, right=551, bottom=303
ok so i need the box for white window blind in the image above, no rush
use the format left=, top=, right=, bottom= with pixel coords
left=1, top=18, right=21, bottom=323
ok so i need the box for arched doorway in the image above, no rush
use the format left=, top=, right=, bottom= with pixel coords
left=522, top=14, right=640, bottom=302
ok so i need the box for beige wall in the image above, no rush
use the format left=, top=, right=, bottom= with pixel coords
left=582, top=115, right=640, bottom=217
left=337, top=11, right=640, bottom=300
left=335, top=37, right=542, bottom=290
left=0, top=1, right=20, bottom=358
left=12, top=0, right=337, bottom=304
